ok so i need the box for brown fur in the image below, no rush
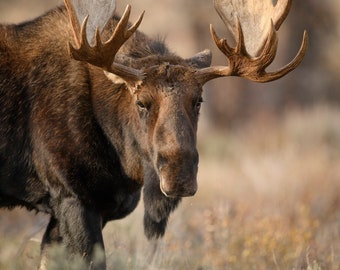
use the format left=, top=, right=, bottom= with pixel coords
left=0, top=5, right=211, bottom=269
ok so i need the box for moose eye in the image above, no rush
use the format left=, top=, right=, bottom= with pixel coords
left=136, top=100, right=148, bottom=112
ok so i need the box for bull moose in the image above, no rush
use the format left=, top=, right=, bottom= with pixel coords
left=0, top=0, right=307, bottom=268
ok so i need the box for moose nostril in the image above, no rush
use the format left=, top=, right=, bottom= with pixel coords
left=156, top=150, right=199, bottom=175
left=156, top=154, right=167, bottom=172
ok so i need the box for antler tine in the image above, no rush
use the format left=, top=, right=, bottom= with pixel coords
left=210, top=25, right=231, bottom=57
left=235, top=16, right=248, bottom=57
left=64, top=0, right=81, bottom=47
left=67, top=2, right=145, bottom=82
left=273, top=0, right=292, bottom=30
left=69, top=15, right=94, bottom=64
left=262, top=30, right=308, bottom=82
left=196, top=0, right=308, bottom=84
left=110, top=5, right=144, bottom=42
left=257, top=21, right=279, bottom=71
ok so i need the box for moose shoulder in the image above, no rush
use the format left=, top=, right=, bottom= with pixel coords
left=0, top=0, right=307, bottom=269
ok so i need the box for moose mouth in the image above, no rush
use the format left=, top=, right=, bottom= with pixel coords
left=159, top=173, right=198, bottom=198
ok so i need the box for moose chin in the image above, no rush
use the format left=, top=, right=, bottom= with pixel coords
left=0, top=0, right=307, bottom=268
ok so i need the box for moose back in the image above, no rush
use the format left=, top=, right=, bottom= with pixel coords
left=0, top=0, right=307, bottom=268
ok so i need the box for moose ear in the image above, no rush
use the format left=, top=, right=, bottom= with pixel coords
left=104, top=71, right=143, bottom=94
left=186, top=49, right=212, bottom=68
left=104, top=71, right=127, bottom=86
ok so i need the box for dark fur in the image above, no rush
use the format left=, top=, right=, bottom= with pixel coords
left=0, top=5, right=210, bottom=268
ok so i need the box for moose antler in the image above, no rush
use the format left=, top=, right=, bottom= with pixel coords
left=64, top=0, right=145, bottom=82
left=197, top=0, right=308, bottom=83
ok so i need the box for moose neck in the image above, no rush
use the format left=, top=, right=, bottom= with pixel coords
left=89, top=66, right=144, bottom=184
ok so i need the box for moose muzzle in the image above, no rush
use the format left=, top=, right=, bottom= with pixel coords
left=157, top=150, right=199, bottom=198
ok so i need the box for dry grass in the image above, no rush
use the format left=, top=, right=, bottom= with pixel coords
left=1, top=105, right=340, bottom=269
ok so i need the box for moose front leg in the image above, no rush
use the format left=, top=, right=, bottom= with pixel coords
left=59, top=197, right=105, bottom=269
left=39, top=197, right=106, bottom=269
left=39, top=217, right=62, bottom=270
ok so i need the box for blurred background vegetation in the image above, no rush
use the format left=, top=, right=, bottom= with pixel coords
left=0, top=0, right=339, bottom=269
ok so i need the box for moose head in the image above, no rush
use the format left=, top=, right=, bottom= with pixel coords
left=64, top=0, right=307, bottom=198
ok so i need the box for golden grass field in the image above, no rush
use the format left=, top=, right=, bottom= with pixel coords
left=0, top=105, right=339, bottom=270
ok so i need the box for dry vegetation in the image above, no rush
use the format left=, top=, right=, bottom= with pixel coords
left=0, top=106, right=339, bottom=269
